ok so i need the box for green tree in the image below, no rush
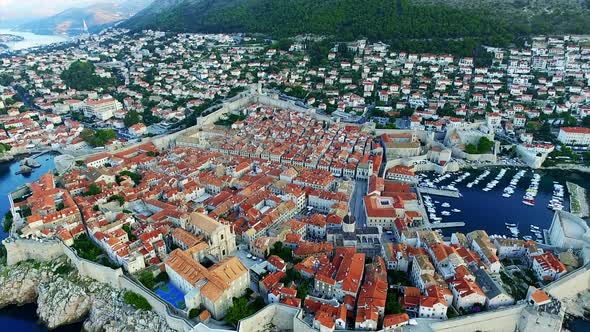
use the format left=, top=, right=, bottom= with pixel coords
left=269, top=241, right=293, bottom=262
left=107, top=195, right=125, bottom=206
left=72, top=234, right=103, bottom=262
left=0, top=143, right=12, bottom=154
left=465, top=144, right=478, bottom=154
left=81, top=128, right=116, bottom=147
left=138, top=271, right=156, bottom=290
left=0, top=74, right=12, bottom=86
left=124, top=291, right=151, bottom=310
left=122, top=224, right=137, bottom=241
left=117, top=170, right=142, bottom=185
left=124, top=110, right=142, bottom=127
left=60, top=61, right=116, bottom=90
left=477, top=137, right=494, bottom=154
left=225, top=297, right=255, bottom=327
left=84, top=184, right=102, bottom=196
left=385, top=291, right=403, bottom=314
left=3, top=211, right=13, bottom=233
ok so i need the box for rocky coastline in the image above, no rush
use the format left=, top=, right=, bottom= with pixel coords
left=0, top=259, right=175, bottom=332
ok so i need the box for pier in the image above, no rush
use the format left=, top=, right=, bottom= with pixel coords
left=414, top=222, right=466, bottom=230
left=418, top=187, right=461, bottom=198
left=566, top=181, right=589, bottom=218
left=430, top=222, right=466, bottom=229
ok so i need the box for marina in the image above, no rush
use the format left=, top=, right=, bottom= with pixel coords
left=417, top=167, right=590, bottom=239
left=0, top=153, right=57, bottom=240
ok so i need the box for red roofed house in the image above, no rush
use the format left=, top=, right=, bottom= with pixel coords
left=383, top=313, right=410, bottom=330
left=85, top=153, right=110, bottom=168
left=531, top=252, right=567, bottom=281
left=450, top=277, right=486, bottom=312
left=557, top=127, right=590, bottom=146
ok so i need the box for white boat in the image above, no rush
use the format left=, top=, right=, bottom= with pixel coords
left=441, top=203, right=450, bottom=208
left=441, top=211, right=451, bottom=216
left=502, top=193, right=511, bottom=198
left=451, top=209, right=461, bottom=213
left=508, top=227, right=520, bottom=236
left=530, top=225, right=540, bottom=230
left=431, top=217, right=442, bottom=221
left=523, top=236, right=533, bottom=241
left=505, top=222, right=516, bottom=227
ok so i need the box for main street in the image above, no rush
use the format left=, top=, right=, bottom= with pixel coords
left=349, top=179, right=368, bottom=228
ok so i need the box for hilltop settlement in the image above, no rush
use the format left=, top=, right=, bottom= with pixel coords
left=2, top=29, right=590, bottom=332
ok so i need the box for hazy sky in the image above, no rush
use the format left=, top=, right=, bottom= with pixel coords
left=0, top=0, right=102, bottom=20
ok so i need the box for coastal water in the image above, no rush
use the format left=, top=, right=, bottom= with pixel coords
left=420, top=167, right=590, bottom=238
left=0, top=304, right=83, bottom=332
left=0, top=153, right=57, bottom=240
left=0, top=29, right=69, bottom=51
left=568, top=318, right=590, bottom=331
left=0, top=154, right=84, bottom=331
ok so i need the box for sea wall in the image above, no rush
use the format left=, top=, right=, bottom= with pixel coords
left=4, top=238, right=64, bottom=265
left=452, top=147, right=497, bottom=162
left=3, top=237, right=194, bottom=332
left=237, top=303, right=300, bottom=332
left=61, top=244, right=123, bottom=288
left=545, top=264, right=590, bottom=300
left=430, top=305, right=524, bottom=332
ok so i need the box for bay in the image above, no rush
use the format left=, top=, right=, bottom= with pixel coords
left=0, top=29, right=69, bottom=51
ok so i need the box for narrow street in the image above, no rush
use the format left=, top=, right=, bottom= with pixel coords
left=350, top=179, right=368, bottom=228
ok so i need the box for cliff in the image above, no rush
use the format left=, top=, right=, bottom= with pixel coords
left=0, top=259, right=175, bottom=332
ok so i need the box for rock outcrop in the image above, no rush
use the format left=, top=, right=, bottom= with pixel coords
left=37, top=276, right=92, bottom=329
left=0, top=263, right=42, bottom=308
left=0, top=260, right=175, bottom=332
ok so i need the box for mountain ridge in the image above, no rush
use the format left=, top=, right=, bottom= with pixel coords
left=19, top=0, right=152, bottom=35
left=123, top=0, right=590, bottom=52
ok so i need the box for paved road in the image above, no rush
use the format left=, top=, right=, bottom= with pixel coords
left=350, top=179, right=368, bottom=228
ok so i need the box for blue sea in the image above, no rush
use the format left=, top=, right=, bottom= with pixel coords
left=0, top=304, right=83, bottom=332
left=418, top=167, right=590, bottom=238
left=0, top=154, right=57, bottom=241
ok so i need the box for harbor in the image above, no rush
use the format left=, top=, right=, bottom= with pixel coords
left=416, top=167, right=590, bottom=241
left=0, top=153, right=57, bottom=240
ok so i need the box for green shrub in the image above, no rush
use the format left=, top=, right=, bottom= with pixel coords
left=124, top=291, right=151, bottom=310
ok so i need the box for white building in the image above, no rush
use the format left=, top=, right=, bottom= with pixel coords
left=84, top=98, right=122, bottom=121
left=557, top=127, right=590, bottom=146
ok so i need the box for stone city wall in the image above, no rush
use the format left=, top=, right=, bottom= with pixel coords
left=4, top=238, right=64, bottom=265
left=545, top=264, right=590, bottom=300
left=236, top=303, right=299, bottom=332
left=452, top=147, right=497, bottom=162
left=430, top=305, right=524, bottom=332
left=61, top=243, right=123, bottom=288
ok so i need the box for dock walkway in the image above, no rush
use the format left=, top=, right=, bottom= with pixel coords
left=418, top=187, right=461, bottom=198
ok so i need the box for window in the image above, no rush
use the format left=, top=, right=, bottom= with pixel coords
left=220, top=234, right=224, bottom=240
